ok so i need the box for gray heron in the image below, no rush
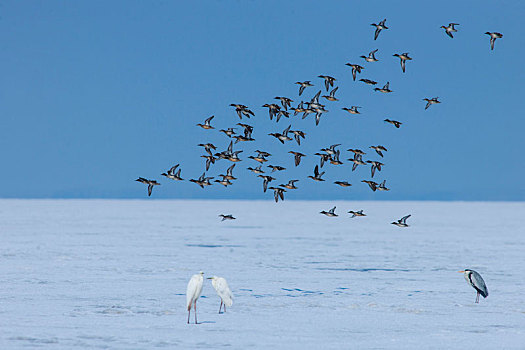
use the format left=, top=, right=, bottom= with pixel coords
left=459, top=269, right=488, bottom=303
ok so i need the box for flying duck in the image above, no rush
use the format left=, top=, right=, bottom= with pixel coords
left=161, top=164, right=183, bottom=181
left=280, top=180, right=299, bottom=190
left=348, top=210, right=366, bottom=218
left=371, top=19, right=388, bottom=40
left=334, top=181, right=352, bottom=187
left=289, top=151, right=306, bottom=166
left=370, top=145, right=387, bottom=157
left=423, top=97, right=441, bottom=110
left=359, top=78, right=378, bottom=85
left=441, top=23, right=459, bottom=38
left=318, top=75, right=336, bottom=91
left=219, top=214, right=236, bottom=221
left=384, top=119, right=402, bottom=128
left=322, top=87, right=339, bottom=101
left=361, top=49, right=379, bottom=62
left=320, top=206, right=338, bottom=217
left=268, top=186, right=286, bottom=203
left=485, top=32, right=503, bottom=50
left=308, top=165, right=325, bottom=182
left=393, top=52, right=412, bottom=73
left=295, top=81, right=313, bottom=96
left=258, top=175, right=275, bottom=193
left=196, top=115, right=215, bottom=130
left=135, top=177, right=161, bottom=196
left=374, top=82, right=392, bottom=93
left=345, top=63, right=364, bottom=81
left=391, top=214, right=411, bottom=227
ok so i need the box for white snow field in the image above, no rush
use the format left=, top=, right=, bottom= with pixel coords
left=1, top=199, right=524, bottom=349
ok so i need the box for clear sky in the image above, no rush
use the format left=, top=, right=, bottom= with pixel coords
left=1, top=0, right=523, bottom=200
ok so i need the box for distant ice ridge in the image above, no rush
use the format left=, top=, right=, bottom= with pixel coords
left=0, top=200, right=524, bottom=349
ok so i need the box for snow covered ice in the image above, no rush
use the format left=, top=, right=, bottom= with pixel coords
left=1, top=199, right=525, bottom=349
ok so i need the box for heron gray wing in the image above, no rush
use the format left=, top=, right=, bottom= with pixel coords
left=470, top=271, right=489, bottom=297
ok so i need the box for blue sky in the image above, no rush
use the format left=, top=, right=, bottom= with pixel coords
left=1, top=0, right=523, bottom=200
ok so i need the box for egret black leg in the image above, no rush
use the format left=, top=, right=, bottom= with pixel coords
left=219, top=300, right=223, bottom=314
left=194, top=301, right=198, bottom=324
left=223, top=304, right=226, bottom=313
left=187, top=308, right=190, bottom=324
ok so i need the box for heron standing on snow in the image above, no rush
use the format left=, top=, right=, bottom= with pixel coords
left=186, top=271, right=204, bottom=323
left=208, top=276, right=233, bottom=313
left=459, top=269, right=488, bottom=303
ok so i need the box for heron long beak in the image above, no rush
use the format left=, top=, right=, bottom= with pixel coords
left=458, top=270, right=465, bottom=273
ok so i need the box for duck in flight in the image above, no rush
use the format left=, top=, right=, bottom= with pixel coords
left=348, top=210, right=366, bottom=218
left=320, top=206, right=338, bottom=217
left=308, top=165, right=325, bottom=182
left=334, top=181, right=352, bottom=187
left=247, top=165, right=265, bottom=174
left=342, top=106, right=361, bottom=115
left=258, top=175, right=275, bottom=193
left=371, top=19, right=388, bottom=40
left=423, top=97, right=441, bottom=110
left=391, top=214, right=410, bottom=227
left=196, top=116, right=215, bottom=129
left=189, top=173, right=214, bottom=188
left=268, top=186, right=286, bottom=203
left=374, top=82, right=392, bottom=93
left=361, top=49, right=379, bottom=63
left=485, top=32, right=503, bottom=50
left=289, top=129, right=306, bottom=145
left=230, top=104, right=254, bottom=119
left=349, top=153, right=366, bottom=171
left=289, top=151, right=306, bottom=166
left=280, top=180, right=299, bottom=190
left=384, top=119, right=402, bottom=128
left=219, top=214, right=236, bottom=221
left=295, top=81, right=313, bottom=96
left=161, top=164, right=183, bottom=181
left=268, top=125, right=292, bottom=144
left=219, top=127, right=236, bottom=138
left=219, top=164, right=237, bottom=181
left=135, top=177, right=160, bottom=196
left=274, top=96, right=293, bottom=110
left=318, top=75, right=336, bottom=91
left=322, top=87, right=339, bottom=101
left=393, top=53, right=412, bottom=73
left=362, top=180, right=378, bottom=192
left=359, top=78, right=377, bottom=85
left=370, top=145, right=387, bottom=157
left=367, top=160, right=384, bottom=178
left=441, top=23, right=459, bottom=38
left=345, top=63, right=364, bottom=81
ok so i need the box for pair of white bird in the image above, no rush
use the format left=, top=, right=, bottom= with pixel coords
left=186, top=272, right=233, bottom=324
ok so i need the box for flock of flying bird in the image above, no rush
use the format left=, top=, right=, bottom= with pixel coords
left=136, top=19, right=503, bottom=229
left=171, top=19, right=499, bottom=323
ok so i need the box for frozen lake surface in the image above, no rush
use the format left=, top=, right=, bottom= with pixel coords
left=1, top=199, right=524, bottom=349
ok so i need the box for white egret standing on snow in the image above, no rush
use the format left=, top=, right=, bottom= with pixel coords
left=207, top=276, right=233, bottom=313
left=459, top=269, right=488, bottom=303
left=186, top=271, right=204, bottom=323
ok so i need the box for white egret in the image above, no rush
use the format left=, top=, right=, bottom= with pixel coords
left=186, top=271, right=204, bottom=324
left=459, top=269, right=488, bottom=303
left=207, top=276, right=233, bottom=313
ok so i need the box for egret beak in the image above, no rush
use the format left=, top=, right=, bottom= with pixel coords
left=458, top=270, right=465, bottom=273
left=206, top=277, right=213, bottom=280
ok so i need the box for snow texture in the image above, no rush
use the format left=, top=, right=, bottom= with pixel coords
left=1, top=200, right=524, bottom=349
